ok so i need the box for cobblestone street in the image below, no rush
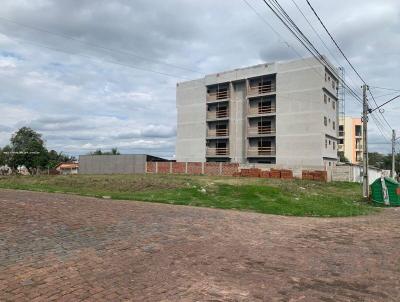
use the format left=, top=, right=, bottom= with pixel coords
left=1, top=189, right=399, bottom=301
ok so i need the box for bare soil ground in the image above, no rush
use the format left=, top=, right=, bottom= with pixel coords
left=0, top=189, right=399, bottom=301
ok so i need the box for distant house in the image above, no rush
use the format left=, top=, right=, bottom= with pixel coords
left=55, top=162, right=79, bottom=175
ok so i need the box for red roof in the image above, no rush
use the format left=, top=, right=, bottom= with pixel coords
left=55, top=162, right=79, bottom=170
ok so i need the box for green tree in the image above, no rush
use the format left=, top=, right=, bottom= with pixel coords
left=368, top=152, right=400, bottom=172
left=0, top=147, right=4, bottom=166
left=89, top=148, right=120, bottom=155
left=368, top=152, right=386, bottom=169
left=47, top=150, right=73, bottom=169
left=8, top=127, right=49, bottom=173
left=111, top=148, right=120, bottom=155
left=0, top=145, right=12, bottom=166
left=338, top=151, right=349, bottom=163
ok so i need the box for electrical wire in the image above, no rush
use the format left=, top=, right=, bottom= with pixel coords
left=258, top=0, right=362, bottom=105
left=369, top=86, right=400, bottom=93
left=303, top=1, right=392, bottom=129
left=1, top=34, right=191, bottom=80
left=289, top=0, right=364, bottom=103
left=305, top=0, right=367, bottom=85
left=368, top=90, right=392, bottom=130
left=0, top=16, right=202, bottom=75
left=258, top=0, right=395, bottom=150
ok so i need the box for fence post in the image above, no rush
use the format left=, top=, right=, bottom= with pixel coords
left=202, top=162, right=205, bottom=174
left=219, top=163, right=222, bottom=176
left=155, top=162, right=158, bottom=174
left=169, top=162, right=172, bottom=173
left=185, top=162, right=188, bottom=174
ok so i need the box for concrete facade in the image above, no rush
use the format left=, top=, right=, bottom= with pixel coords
left=79, top=155, right=167, bottom=174
left=338, top=116, right=363, bottom=164
left=176, top=57, right=339, bottom=168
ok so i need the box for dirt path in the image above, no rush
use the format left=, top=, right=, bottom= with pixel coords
left=0, top=189, right=399, bottom=301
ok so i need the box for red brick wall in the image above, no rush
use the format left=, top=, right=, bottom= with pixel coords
left=302, top=170, right=327, bottom=182
left=221, top=163, right=239, bottom=176
left=187, top=162, right=202, bottom=175
left=146, top=162, right=156, bottom=173
left=240, top=168, right=261, bottom=177
left=157, top=162, right=170, bottom=174
left=204, top=163, right=220, bottom=176
left=260, top=171, right=270, bottom=178
left=172, top=162, right=186, bottom=174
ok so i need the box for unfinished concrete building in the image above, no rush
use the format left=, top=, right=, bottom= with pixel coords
left=176, top=57, right=339, bottom=169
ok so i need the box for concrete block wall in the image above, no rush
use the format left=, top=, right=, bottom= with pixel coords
left=79, top=155, right=147, bottom=174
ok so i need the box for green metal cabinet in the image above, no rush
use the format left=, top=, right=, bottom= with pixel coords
left=371, top=177, right=400, bottom=206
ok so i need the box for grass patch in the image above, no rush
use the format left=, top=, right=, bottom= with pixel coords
left=0, top=174, right=377, bottom=217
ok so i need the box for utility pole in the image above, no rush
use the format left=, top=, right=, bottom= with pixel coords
left=391, top=129, right=396, bottom=178
left=362, top=84, right=369, bottom=199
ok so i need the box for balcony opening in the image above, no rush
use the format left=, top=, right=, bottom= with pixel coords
left=248, top=96, right=276, bottom=115
left=258, top=99, right=273, bottom=114
left=339, top=125, right=344, bottom=137
left=248, top=75, right=276, bottom=96
left=216, top=104, right=228, bottom=118
left=356, top=138, right=362, bottom=150
left=206, top=139, right=229, bottom=156
left=207, top=83, right=230, bottom=101
left=258, top=120, right=272, bottom=134
left=249, top=158, right=276, bottom=164
left=356, top=151, right=362, bottom=162
left=206, top=158, right=230, bottom=162
left=207, top=121, right=229, bottom=137
left=248, top=137, right=275, bottom=158
left=216, top=141, right=227, bottom=155
left=355, top=125, right=362, bottom=137
left=207, top=102, right=229, bottom=119
left=215, top=123, right=228, bottom=136
left=258, top=139, right=272, bottom=155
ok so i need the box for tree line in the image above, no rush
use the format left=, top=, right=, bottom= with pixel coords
left=0, top=127, right=74, bottom=174
left=0, top=127, right=122, bottom=174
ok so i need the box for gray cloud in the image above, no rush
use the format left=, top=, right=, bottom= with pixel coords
left=0, top=0, right=399, bottom=158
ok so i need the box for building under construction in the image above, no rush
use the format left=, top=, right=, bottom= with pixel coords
left=176, top=57, right=340, bottom=169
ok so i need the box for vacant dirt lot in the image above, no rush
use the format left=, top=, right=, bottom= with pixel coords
left=1, top=189, right=399, bottom=301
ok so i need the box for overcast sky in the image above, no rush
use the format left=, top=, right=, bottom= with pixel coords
left=0, top=0, right=399, bottom=158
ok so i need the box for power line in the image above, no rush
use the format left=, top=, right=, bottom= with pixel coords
left=305, top=0, right=367, bottom=85
left=242, top=0, right=340, bottom=88
left=302, top=1, right=393, bottom=130
left=242, top=0, right=344, bottom=94
left=373, top=91, right=400, bottom=99
left=2, top=35, right=190, bottom=80
left=370, top=113, right=391, bottom=141
left=369, top=86, right=400, bottom=93
left=289, top=0, right=363, bottom=101
left=269, top=0, right=363, bottom=104
left=258, top=0, right=362, bottom=105
left=259, top=0, right=395, bottom=156
left=289, top=0, right=340, bottom=65
left=0, top=16, right=202, bottom=75
left=368, top=90, right=392, bottom=130
left=369, top=95, right=400, bottom=114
